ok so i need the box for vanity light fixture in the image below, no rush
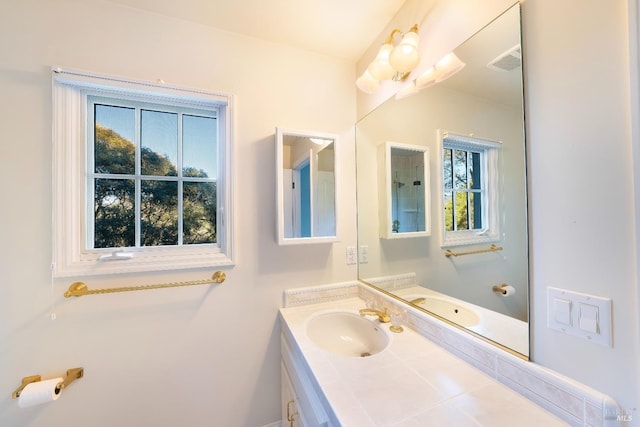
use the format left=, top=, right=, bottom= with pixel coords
left=356, top=25, right=420, bottom=94
left=395, top=52, right=466, bottom=99
left=389, top=25, right=420, bottom=73
left=410, top=52, right=466, bottom=93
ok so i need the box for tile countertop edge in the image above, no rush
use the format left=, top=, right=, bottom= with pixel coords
left=280, top=322, right=343, bottom=426
left=283, top=281, right=622, bottom=427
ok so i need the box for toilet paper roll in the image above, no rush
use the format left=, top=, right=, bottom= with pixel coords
left=18, top=378, right=63, bottom=408
left=500, top=285, right=515, bottom=297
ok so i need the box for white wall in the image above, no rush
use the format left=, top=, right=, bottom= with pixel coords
left=523, top=0, right=640, bottom=420
left=0, top=1, right=356, bottom=426
left=357, top=0, right=640, bottom=421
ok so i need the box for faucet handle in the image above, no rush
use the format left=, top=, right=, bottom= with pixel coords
left=359, top=307, right=391, bottom=323
left=378, top=307, right=391, bottom=323
left=389, top=309, right=406, bottom=333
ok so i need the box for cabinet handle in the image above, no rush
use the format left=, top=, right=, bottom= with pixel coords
left=287, top=399, right=298, bottom=426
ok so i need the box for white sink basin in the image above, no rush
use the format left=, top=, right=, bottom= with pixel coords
left=408, top=295, right=480, bottom=327
left=306, top=311, right=390, bottom=357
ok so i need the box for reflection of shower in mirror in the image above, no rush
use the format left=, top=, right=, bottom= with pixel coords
left=392, top=172, right=404, bottom=232
left=391, top=150, right=425, bottom=233
left=377, top=141, right=431, bottom=239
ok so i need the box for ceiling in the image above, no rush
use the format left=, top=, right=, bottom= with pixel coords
left=104, top=0, right=407, bottom=61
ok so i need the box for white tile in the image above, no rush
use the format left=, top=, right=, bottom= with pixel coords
left=386, top=328, right=441, bottom=360
left=391, top=400, right=482, bottom=427
left=445, top=345, right=498, bottom=379
left=348, top=363, right=445, bottom=425
left=497, top=374, right=582, bottom=426
left=405, top=348, right=493, bottom=399
left=283, top=282, right=360, bottom=307
left=324, top=348, right=400, bottom=383
left=407, top=312, right=444, bottom=342
left=585, top=401, right=603, bottom=426
left=449, top=382, right=570, bottom=427
left=318, top=380, right=375, bottom=426
left=496, top=358, right=583, bottom=419
left=441, top=329, right=497, bottom=373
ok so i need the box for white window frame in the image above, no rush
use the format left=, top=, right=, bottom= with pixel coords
left=52, top=67, right=235, bottom=277
left=437, top=130, right=501, bottom=247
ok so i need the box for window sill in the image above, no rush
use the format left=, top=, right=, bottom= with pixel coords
left=53, top=247, right=234, bottom=278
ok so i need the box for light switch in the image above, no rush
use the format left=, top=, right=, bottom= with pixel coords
left=578, top=303, right=599, bottom=334
left=547, top=287, right=612, bottom=347
left=554, top=298, right=572, bottom=325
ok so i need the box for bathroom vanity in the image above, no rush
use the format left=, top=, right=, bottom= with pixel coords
left=279, top=282, right=619, bottom=426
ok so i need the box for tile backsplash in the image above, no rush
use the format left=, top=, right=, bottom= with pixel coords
left=283, top=280, right=360, bottom=307
left=283, top=281, right=621, bottom=427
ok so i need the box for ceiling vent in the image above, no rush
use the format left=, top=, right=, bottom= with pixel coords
left=487, top=44, right=521, bottom=71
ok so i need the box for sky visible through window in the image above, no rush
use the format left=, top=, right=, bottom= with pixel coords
left=95, top=104, right=217, bottom=178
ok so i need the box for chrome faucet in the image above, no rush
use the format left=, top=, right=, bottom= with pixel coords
left=359, top=307, right=391, bottom=323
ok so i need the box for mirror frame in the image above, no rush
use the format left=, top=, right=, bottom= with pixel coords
left=378, top=141, right=431, bottom=239
left=275, top=127, right=340, bottom=245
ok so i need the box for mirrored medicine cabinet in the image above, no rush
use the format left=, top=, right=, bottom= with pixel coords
left=276, top=128, right=339, bottom=245
left=379, top=142, right=430, bottom=239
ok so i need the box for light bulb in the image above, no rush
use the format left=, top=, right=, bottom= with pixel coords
left=367, top=43, right=395, bottom=80
left=435, top=52, right=465, bottom=82
left=389, top=28, right=420, bottom=73
left=356, top=69, right=380, bottom=94
left=415, top=66, right=437, bottom=90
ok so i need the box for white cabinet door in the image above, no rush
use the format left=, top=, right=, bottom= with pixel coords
left=281, top=361, right=302, bottom=427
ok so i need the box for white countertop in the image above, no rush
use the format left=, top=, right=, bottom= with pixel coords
left=280, top=297, right=568, bottom=426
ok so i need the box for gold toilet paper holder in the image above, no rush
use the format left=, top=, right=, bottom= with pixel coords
left=492, top=283, right=510, bottom=295
left=12, top=367, right=84, bottom=399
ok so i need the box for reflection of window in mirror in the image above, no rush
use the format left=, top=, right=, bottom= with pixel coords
left=439, top=131, right=501, bottom=247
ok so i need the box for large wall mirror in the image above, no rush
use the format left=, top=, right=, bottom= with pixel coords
left=356, top=4, right=529, bottom=356
left=276, top=128, right=339, bottom=245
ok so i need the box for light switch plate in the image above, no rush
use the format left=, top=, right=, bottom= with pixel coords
left=359, top=245, right=369, bottom=264
left=547, top=287, right=612, bottom=347
left=346, top=246, right=357, bottom=265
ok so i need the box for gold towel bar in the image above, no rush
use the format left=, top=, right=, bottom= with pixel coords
left=12, top=368, right=84, bottom=399
left=64, top=271, right=226, bottom=298
left=445, top=244, right=503, bottom=258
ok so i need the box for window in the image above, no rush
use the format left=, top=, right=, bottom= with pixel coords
left=439, top=131, right=501, bottom=247
left=52, top=68, right=234, bottom=277
left=443, top=147, right=482, bottom=232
